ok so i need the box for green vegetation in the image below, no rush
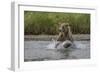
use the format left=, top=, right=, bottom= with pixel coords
left=24, top=11, right=90, bottom=35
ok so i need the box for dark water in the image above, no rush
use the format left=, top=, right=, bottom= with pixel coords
left=24, top=41, right=90, bottom=62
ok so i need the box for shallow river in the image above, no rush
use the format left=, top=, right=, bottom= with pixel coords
left=24, top=40, right=90, bottom=62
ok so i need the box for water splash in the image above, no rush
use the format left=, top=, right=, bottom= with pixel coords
left=46, top=39, right=87, bottom=50
left=46, top=39, right=68, bottom=49
left=73, top=41, right=86, bottom=49
left=46, top=39, right=57, bottom=49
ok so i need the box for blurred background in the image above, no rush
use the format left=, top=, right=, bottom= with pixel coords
left=24, top=11, right=90, bottom=35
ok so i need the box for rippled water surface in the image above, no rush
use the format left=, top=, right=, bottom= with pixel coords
left=24, top=40, right=90, bottom=62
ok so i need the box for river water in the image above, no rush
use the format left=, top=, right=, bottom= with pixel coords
left=24, top=40, right=90, bottom=62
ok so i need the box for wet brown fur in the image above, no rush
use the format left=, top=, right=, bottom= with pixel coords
left=57, top=23, right=73, bottom=42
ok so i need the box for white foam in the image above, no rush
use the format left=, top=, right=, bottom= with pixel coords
left=46, top=39, right=65, bottom=49
left=46, top=39, right=57, bottom=49
left=74, top=41, right=86, bottom=49
left=46, top=39, right=87, bottom=50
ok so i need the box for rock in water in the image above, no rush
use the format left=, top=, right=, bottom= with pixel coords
left=62, top=40, right=72, bottom=48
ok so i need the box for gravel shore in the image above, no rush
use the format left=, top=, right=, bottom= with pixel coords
left=24, top=34, right=90, bottom=41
